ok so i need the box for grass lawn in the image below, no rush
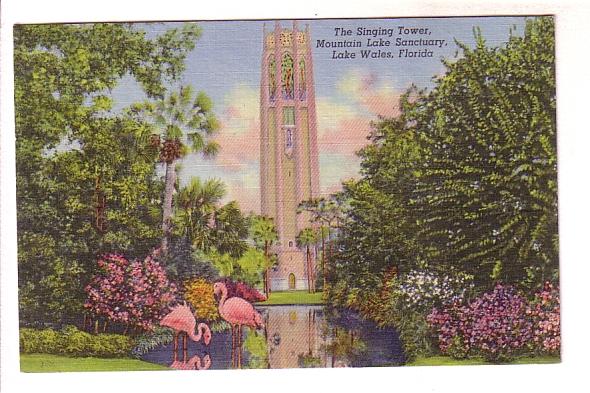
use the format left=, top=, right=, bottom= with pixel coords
left=408, top=355, right=560, bottom=367
left=20, top=354, right=169, bottom=373
left=256, top=290, right=325, bottom=305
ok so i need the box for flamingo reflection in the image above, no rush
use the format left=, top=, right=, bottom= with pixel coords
left=169, top=354, right=212, bottom=370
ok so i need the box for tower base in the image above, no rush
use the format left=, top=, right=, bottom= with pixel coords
left=269, top=248, right=313, bottom=291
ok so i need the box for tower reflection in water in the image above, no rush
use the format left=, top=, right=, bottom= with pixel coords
left=258, top=305, right=366, bottom=369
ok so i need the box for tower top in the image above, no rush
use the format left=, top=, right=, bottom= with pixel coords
left=264, top=22, right=308, bottom=50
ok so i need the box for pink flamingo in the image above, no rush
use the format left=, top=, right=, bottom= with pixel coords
left=213, top=282, right=264, bottom=368
left=160, top=302, right=211, bottom=361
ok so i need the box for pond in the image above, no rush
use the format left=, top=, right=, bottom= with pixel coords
left=140, top=305, right=406, bottom=370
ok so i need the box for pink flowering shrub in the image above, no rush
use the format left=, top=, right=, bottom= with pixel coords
left=428, top=284, right=534, bottom=362
left=84, top=252, right=177, bottom=332
left=218, top=278, right=266, bottom=302
left=526, top=282, right=560, bottom=354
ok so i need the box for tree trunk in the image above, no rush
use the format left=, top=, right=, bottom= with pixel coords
left=321, top=230, right=326, bottom=289
left=161, top=160, right=177, bottom=252
left=94, top=175, right=106, bottom=232
left=307, top=246, right=313, bottom=293
left=264, top=241, right=270, bottom=298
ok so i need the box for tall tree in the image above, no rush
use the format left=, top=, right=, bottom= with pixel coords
left=297, top=228, right=318, bottom=293
left=250, top=215, right=278, bottom=297
left=14, top=22, right=202, bottom=326
left=211, top=201, right=250, bottom=258
left=174, top=177, right=226, bottom=247
left=328, top=104, right=425, bottom=297
left=131, top=85, right=220, bottom=253
left=412, top=17, right=557, bottom=287
left=298, top=197, right=343, bottom=289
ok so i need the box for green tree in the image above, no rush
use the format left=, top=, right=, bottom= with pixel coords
left=234, top=248, right=268, bottom=288
left=131, top=85, right=220, bottom=252
left=298, top=197, right=343, bottom=289
left=208, top=250, right=235, bottom=278
left=412, top=17, right=557, bottom=287
left=297, top=228, right=318, bottom=293
left=211, top=201, right=250, bottom=258
left=174, top=177, right=226, bottom=248
left=15, top=22, right=202, bottom=327
left=162, top=236, right=219, bottom=284
left=250, top=215, right=278, bottom=297
left=328, top=106, right=425, bottom=297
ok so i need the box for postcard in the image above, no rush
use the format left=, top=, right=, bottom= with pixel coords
left=11, top=15, right=559, bottom=373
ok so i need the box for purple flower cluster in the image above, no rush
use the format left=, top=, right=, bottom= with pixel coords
left=84, top=251, right=177, bottom=332
left=428, top=284, right=533, bottom=361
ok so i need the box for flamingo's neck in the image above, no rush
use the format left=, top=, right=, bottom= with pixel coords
left=189, top=323, right=208, bottom=342
left=218, top=285, right=228, bottom=307
left=189, top=329, right=201, bottom=343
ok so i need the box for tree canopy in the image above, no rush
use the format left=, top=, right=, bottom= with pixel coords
left=15, top=23, right=203, bottom=327
left=330, top=17, right=557, bottom=299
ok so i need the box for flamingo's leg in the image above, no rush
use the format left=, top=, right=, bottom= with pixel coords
left=230, top=324, right=235, bottom=368
left=237, top=325, right=242, bottom=369
left=183, top=332, right=188, bottom=362
left=173, top=333, right=179, bottom=363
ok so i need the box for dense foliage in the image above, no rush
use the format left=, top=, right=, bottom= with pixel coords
left=412, top=17, right=557, bottom=286
left=128, top=85, right=220, bottom=252
left=15, top=23, right=202, bottom=327
left=162, top=237, right=220, bottom=284
left=20, top=326, right=134, bottom=358
left=326, top=17, right=558, bottom=363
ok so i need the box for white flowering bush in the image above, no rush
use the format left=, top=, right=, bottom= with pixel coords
left=396, top=270, right=474, bottom=311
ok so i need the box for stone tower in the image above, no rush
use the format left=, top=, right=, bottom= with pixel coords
left=259, top=21, right=320, bottom=291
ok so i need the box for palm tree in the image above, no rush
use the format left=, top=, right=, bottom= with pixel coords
left=296, top=227, right=318, bottom=293
left=250, top=215, right=278, bottom=297
left=132, top=85, right=219, bottom=252
left=175, top=177, right=226, bottom=249
left=211, top=201, right=249, bottom=258
left=298, top=197, right=343, bottom=289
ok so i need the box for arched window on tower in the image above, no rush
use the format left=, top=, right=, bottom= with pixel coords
left=283, top=107, right=295, bottom=150
left=268, top=56, right=277, bottom=101
left=281, top=53, right=294, bottom=99
left=298, top=57, right=306, bottom=100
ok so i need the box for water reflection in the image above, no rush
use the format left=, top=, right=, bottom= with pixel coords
left=141, top=305, right=405, bottom=370
left=252, top=305, right=405, bottom=369
left=169, top=354, right=211, bottom=370
left=264, top=306, right=324, bottom=368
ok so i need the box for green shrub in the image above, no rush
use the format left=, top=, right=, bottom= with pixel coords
left=91, top=333, right=134, bottom=357
left=20, top=328, right=60, bottom=354
left=61, top=326, right=92, bottom=356
left=19, top=326, right=134, bottom=358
